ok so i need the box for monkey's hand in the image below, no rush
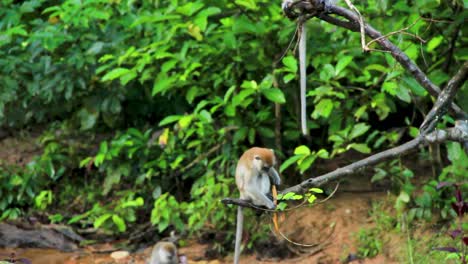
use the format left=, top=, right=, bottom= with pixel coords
left=267, top=167, right=281, bottom=186
left=266, top=193, right=274, bottom=202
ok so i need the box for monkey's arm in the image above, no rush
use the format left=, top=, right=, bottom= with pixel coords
left=245, top=184, right=276, bottom=209
left=267, top=167, right=281, bottom=186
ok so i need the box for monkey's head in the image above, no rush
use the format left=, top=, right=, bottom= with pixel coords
left=250, top=147, right=276, bottom=172
left=159, top=243, right=178, bottom=263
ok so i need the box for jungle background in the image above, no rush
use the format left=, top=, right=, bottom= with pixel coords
left=0, top=0, right=467, bottom=263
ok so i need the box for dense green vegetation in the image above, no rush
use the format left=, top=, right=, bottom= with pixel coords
left=0, top=0, right=466, bottom=261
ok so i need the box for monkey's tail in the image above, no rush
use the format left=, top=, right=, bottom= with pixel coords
left=234, top=206, right=243, bottom=264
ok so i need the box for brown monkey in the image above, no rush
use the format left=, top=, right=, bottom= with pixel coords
left=148, top=241, right=179, bottom=264
left=234, top=147, right=281, bottom=264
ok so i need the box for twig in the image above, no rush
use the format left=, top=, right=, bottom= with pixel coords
left=343, top=0, right=367, bottom=51
left=365, top=17, right=426, bottom=48
left=181, top=144, right=222, bottom=172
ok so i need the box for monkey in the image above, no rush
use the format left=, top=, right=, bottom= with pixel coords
left=234, top=147, right=281, bottom=264
left=148, top=241, right=179, bottom=264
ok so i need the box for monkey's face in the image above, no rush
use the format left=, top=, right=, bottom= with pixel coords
left=253, top=154, right=273, bottom=172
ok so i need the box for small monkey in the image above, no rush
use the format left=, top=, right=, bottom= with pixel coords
left=234, top=147, right=281, bottom=264
left=148, top=241, right=179, bottom=264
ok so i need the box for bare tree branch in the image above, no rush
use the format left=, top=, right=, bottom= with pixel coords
left=280, top=126, right=468, bottom=195
left=420, top=61, right=468, bottom=134
left=284, top=0, right=467, bottom=118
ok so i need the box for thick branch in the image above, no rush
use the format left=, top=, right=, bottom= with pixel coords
left=221, top=198, right=273, bottom=211
left=280, top=127, right=468, bottom=194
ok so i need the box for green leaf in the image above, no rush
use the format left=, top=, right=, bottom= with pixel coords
left=409, top=126, right=419, bottom=138
left=241, top=80, right=258, bottom=90
left=308, top=194, right=317, bottom=204
left=309, top=188, right=323, bottom=193
left=103, top=169, right=121, bottom=195
left=382, top=81, right=398, bottom=95
left=294, top=145, right=311, bottom=156
left=283, top=192, right=296, bottom=200
left=261, top=88, right=286, bottom=103
left=335, top=55, right=353, bottom=75
left=77, top=108, right=98, bottom=130
left=94, top=214, right=112, bottom=228
left=446, top=142, right=462, bottom=162
left=277, top=202, right=288, bottom=211
left=159, top=115, right=182, bottom=126
left=280, top=155, right=301, bottom=172
left=112, top=214, right=126, bottom=232
left=371, top=168, right=387, bottom=182
left=365, top=64, right=388, bottom=73
left=101, top=68, right=130, bottom=82
left=396, top=85, right=411, bottom=103
left=398, top=191, right=410, bottom=203
left=298, top=155, right=316, bottom=173
left=152, top=74, right=176, bottom=95
left=158, top=219, right=169, bottom=232
left=349, top=123, right=370, bottom=140
left=347, top=143, right=371, bottom=153
left=319, top=64, right=335, bottom=81
left=312, top=99, right=334, bottom=119
left=282, top=56, right=298, bottom=73
left=235, top=0, right=258, bottom=10
left=427, top=35, right=443, bottom=52
left=354, top=105, right=368, bottom=120
left=316, top=149, right=329, bottom=159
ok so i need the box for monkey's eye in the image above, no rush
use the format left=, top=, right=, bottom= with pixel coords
left=254, top=156, right=261, bottom=160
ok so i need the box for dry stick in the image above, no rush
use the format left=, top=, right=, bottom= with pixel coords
left=272, top=185, right=280, bottom=235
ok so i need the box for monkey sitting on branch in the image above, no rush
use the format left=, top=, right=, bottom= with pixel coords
left=233, top=147, right=281, bottom=264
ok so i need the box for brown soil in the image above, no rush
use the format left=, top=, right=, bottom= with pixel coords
left=0, top=136, right=41, bottom=166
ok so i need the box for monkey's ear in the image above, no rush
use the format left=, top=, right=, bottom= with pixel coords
left=270, top=149, right=275, bottom=153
